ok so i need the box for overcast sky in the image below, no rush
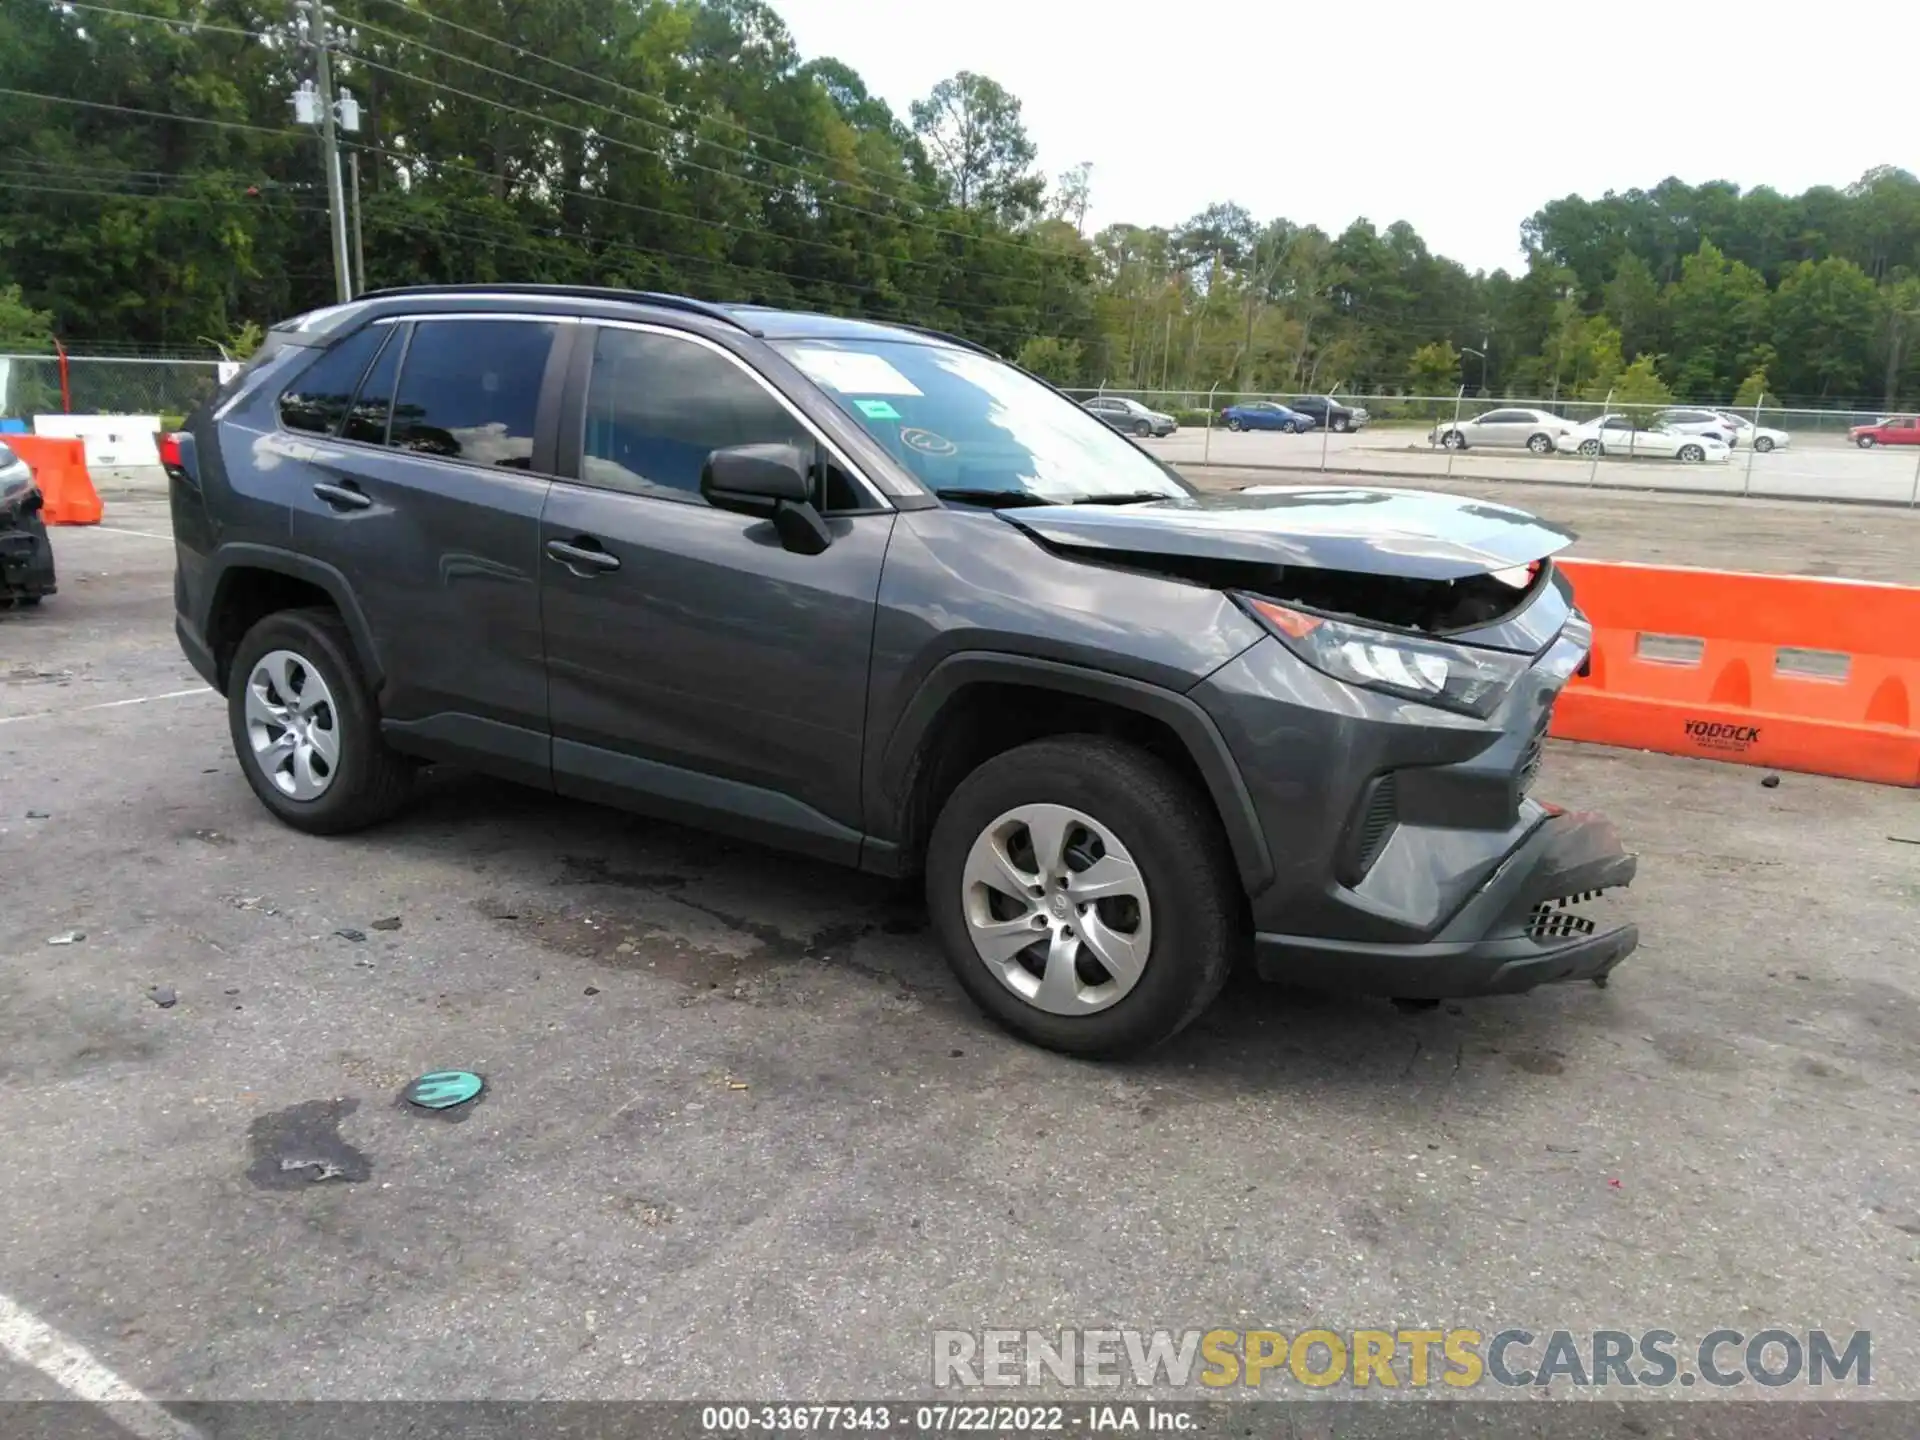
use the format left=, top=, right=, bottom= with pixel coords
left=773, top=0, right=1908, bottom=275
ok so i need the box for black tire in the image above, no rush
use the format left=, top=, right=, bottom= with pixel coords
left=1132, top=419, right=1152, bottom=438
left=925, top=737, right=1243, bottom=1058
left=1440, top=430, right=1465, bottom=450
left=1331, top=416, right=1350, bottom=433
left=1858, top=435, right=1876, bottom=449
left=1282, top=420, right=1298, bottom=433
left=1677, top=443, right=1705, bottom=463
left=1577, top=439, right=1602, bottom=458
left=1755, top=436, right=1775, bottom=453
left=1526, top=432, right=1553, bottom=454
left=227, top=606, right=415, bottom=835
left=1226, top=417, right=1243, bottom=432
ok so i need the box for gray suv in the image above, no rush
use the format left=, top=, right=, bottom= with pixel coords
left=167, top=285, right=1637, bottom=1057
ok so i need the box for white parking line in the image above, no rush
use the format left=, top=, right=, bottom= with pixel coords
left=0, top=1291, right=205, bottom=1440
left=88, top=526, right=174, bottom=541
left=0, top=687, right=210, bottom=726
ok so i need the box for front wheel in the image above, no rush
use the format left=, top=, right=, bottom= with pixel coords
left=1755, top=436, right=1775, bottom=453
left=1677, top=443, right=1705, bottom=463
left=1857, top=435, right=1877, bottom=449
left=925, top=737, right=1242, bottom=1058
left=1132, top=420, right=1152, bottom=438
left=1331, top=417, right=1350, bottom=433
left=227, top=607, right=415, bottom=834
left=1526, top=433, right=1553, bottom=454
left=1283, top=420, right=1298, bottom=433
left=1440, top=430, right=1466, bottom=450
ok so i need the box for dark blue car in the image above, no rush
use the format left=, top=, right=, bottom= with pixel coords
left=1221, top=401, right=1315, bottom=433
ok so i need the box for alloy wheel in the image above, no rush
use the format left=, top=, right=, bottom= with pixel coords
left=960, top=803, right=1153, bottom=1016
left=244, top=648, right=340, bottom=800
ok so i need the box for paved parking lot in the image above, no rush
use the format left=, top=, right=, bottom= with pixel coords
left=4, top=490, right=1919, bottom=1406
left=1149, top=429, right=1920, bottom=505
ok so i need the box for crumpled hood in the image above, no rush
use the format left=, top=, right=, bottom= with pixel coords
left=999, top=484, right=1576, bottom=581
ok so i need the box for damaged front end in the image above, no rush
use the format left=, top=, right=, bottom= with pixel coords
left=0, top=445, right=57, bottom=606
left=1001, top=483, right=1638, bottom=999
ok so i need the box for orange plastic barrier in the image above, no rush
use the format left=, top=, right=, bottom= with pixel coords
left=6, top=435, right=103, bottom=525
left=1551, top=559, right=1920, bottom=787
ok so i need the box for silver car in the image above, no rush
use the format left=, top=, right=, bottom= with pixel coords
left=1431, top=408, right=1575, bottom=455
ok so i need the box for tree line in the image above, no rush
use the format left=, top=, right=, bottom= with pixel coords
left=2, top=0, right=1917, bottom=412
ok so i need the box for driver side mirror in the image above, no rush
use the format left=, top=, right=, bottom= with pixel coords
left=701, top=442, right=833, bottom=555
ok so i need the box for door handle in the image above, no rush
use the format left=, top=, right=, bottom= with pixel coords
left=545, top=538, right=621, bottom=575
left=313, top=481, right=372, bottom=511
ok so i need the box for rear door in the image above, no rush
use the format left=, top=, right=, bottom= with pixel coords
left=537, top=321, right=896, bottom=862
left=287, top=313, right=567, bottom=784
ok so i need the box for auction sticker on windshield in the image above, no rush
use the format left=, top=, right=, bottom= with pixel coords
left=854, top=398, right=903, bottom=420
left=789, top=347, right=923, bottom=396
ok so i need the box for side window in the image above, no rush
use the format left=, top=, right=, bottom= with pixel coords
left=581, top=328, right=822, bottom=505
left=388, top=319, right=556, bottom=468
left=342, top=324, right=403, bottom=445
left=278, top=326, right=387, bottom=435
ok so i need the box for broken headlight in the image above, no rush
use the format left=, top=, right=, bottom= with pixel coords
left=1237, top=595, right=1529, bottom=717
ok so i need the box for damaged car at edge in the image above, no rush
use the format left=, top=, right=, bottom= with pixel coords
left=170, top=287, right=1637, bottom=1059
left=0, top=439, right=57, bottom=607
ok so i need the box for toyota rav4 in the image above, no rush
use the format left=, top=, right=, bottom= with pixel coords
left=168, top=285, right=1638, bottom=1057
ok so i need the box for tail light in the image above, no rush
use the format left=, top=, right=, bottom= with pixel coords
left=156, top=430, right=199, bottom=487
left=157, top=432, right=184, bottom=469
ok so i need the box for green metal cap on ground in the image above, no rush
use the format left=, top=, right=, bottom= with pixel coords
left=403, top=1070, right=484, bottom=1110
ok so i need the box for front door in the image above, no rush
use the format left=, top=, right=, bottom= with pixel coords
left=287, top=314, right=564, bottom=785
left=539, top=322, right=896, bottom=862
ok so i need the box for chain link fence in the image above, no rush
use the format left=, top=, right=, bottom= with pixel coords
left=1062, top=387, right=1920, bottom=506
left=1, top=354, right=228, bottom=425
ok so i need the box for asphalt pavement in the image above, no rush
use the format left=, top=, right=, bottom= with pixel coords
left=2, top=494, right=1917, bottom=1409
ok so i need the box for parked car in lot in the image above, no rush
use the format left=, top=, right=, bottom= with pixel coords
left=1080, top=395, right=1176, bottom=438
left=0, top=439, right=56, bottom=606
left=1430, top=408, right=1575, bottom=455
left=1850, top=416, right=1920, bottom=447
left=1221, top=401, right=1315, bottom=433
left=1710, top=412, right=1790, bottom=452
left=1287, top=395, right=1369, bottom=432
left=169, top=283, right=1637, bottom=1058
left=1652, top=408, right=1739, bottom=449
left=1558, top=415, right=1731, bottom=463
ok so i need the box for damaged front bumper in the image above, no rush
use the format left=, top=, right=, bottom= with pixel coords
left=1, top=502, right=57, bottom=602
left=1254, top=809, right=1638, bottom=997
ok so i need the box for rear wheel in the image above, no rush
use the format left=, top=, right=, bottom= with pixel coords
left=1526, top=432, right=1553, bottom=454
left=925, top=737, right=1241, bottom=1058
left=227, top=608, right=415, bottom=835
left=1677, top=443, right=1705, bottom=463
left=1577, top=439, right=1602, bottom=458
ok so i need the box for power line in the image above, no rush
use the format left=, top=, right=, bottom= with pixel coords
left=54, top=0, right=260, bottom=41
left=359, top=0, right=921, bottom=197
left=0, top=86, right=301, bottom=138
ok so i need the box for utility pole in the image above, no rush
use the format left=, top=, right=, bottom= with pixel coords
left=348, top=150, right=367, bottom=294
left=290, top=0, right=358, bottom=303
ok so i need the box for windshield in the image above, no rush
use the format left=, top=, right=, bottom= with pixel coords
left=776, top=339, right=1188, bottom=503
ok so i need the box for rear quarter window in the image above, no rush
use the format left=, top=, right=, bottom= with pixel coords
left=278, top=326, right=390, bottom=435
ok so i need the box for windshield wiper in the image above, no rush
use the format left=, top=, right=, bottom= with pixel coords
left=1067, top=490, right=1181, bottom=506
left=932, top=488, right=1058, bottom=508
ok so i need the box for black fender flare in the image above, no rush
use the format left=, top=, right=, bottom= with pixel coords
left=202, top=543, right=385, bottom=690
left=874, top=652, right=1275, bottom=896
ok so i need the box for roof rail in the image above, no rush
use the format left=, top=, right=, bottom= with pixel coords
left=890, top=322, right=1002, bottom=359
left=352, top=283, right=755, bottom=333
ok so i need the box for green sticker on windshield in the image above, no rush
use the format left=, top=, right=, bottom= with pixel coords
left=854, top=398, right=902, bottom=421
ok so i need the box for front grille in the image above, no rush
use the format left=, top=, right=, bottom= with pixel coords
left=1527, top=889, right=1603, bottom=941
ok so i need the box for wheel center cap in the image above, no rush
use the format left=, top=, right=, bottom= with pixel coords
left=1049, top=894, right=1068, bottom=917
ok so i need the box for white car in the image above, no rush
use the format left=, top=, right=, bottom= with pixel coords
left=1712, top=411, right=1791, bottom=452
left=1651, top=408, right=1739, bottom=448
left=1429, top=407, right=1576, bottom=455
left=1557, top=415, right=1732, bottom=463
